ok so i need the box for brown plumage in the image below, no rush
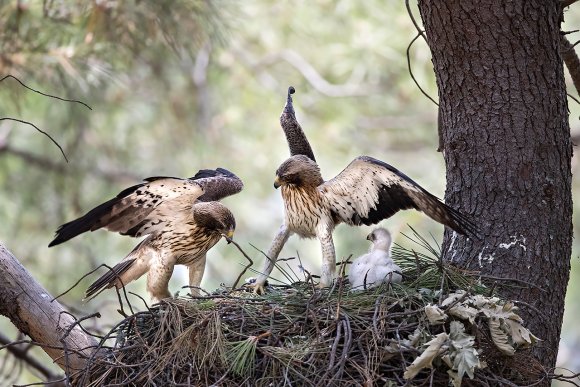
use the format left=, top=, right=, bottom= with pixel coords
left=50, top=168, right=243, bottom=302
left=253, top=88, right=478, bottom=293
left=255, top=155, right=478, bottom=292
left=280, top=86, right=316, bottom=162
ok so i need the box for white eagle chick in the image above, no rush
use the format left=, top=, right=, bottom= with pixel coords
left=349, top=228, right=402, bottom=290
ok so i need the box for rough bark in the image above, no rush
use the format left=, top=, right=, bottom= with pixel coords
left=418, top=0, right=572, bottom=380
left=0, top=244, right=99, bottom=375
left=561, top=35, right=580, bottom=97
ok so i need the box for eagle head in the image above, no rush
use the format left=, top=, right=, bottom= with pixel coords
left=366, top=227, right=392, bottom=252
left=193, top=202, right=236, bottom=242
left=274, top=155, right=323, bottom=189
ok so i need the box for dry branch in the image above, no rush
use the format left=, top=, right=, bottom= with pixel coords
left=562, top=35, right=580, bottom=97
left=0, top=244, right=99, bottom=375
left=0, top=332, right=63, bottom=383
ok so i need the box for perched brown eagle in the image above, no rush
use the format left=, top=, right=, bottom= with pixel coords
left=253, top=89, right=478, bottom=293
left=49, top=168, right=243, bottom=302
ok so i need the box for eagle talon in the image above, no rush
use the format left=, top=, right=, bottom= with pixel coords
left=244, top=277, right=268, bottom=295
left=251, top=283, right=266, bottom=295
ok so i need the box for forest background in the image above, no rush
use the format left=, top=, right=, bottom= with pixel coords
left=0, top=1, right=578, bottom=384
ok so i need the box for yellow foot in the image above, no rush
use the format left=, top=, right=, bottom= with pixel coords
left=251, top=282, right=266, bottom=295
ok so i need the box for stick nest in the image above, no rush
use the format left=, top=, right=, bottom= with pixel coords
left=75, top=233, right=545, bottom=386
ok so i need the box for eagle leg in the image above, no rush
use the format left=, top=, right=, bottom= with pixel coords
left=147, top=258, right=174, bottom=303
left=188, top=255, right=206, bottom=297
left=317, top=227, right=336, bottom=287
left=253, top=224, right=291, bottom=294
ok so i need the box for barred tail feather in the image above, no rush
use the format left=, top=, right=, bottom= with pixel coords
left=441, top=203, right=480, bottom=239
left=85, top=259, right=136, bottom=301
left=49, top=197, right=120, bottom=247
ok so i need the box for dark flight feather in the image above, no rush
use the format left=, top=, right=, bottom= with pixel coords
left=49, top=168, right=243, bottom=247
left=280, top=86, right=316, bottom=162
left=323, top=156, right=480, bottom=238
left=85, top=258, right=136, bottom=300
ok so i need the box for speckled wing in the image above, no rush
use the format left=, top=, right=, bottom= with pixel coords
left=49, top=168, right=243, bottom=246
left=320, top=156, right=479, bottom=237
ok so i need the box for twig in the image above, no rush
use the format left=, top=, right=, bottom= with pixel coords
left=549, top=368, right=580, bottom=387
left=0, top=332, right=62, bottom=382
left=58, top=312, right=101, bottom=386
left=405, top=0, right=427, bottom=41
left=51, top=265, right=112, bottom=302
left=13, top=378, right=67, bottom=387
left=478, top=274, right=547, bottom=292
left=568, top=93, right=580, bottom=105
left=0, top=75, right=92, bottom=110
left=228, top=238, right=254, bottom=290
left=405, top=0, right=438, bottom=106
left=128, top=291, right=152, bottom=312
left=0, top=144, right=140, bottom=183
left=561, top=36, right=580, bottom=99
left=406, top=34, right=438, bottom=106
left=0, top=118, right=69, bottom=162
left=561, top=0, right=580, bottom=8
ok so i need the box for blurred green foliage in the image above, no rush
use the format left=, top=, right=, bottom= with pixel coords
left=0, top=0, right=578, bottom=384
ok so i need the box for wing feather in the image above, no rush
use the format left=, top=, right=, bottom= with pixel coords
left=321, top=156, right=479, bottom=237
left=49, top=168, right=243, bottom=246
left=193, top=167, right=244, bottom=202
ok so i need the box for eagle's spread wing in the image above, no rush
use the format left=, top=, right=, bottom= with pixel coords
left=280, top=87, right=316, bottom=162
left=49, top=168, right=243, bottom=246
left=320, top=156, right=479, bottom=237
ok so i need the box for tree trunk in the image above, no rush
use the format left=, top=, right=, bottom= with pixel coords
left=418, top=0, right=572, bottom=380
left=0, top=244, right=99, bottom=376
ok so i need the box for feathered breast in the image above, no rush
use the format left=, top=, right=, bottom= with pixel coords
left=281, top=185, right=327, bottom=238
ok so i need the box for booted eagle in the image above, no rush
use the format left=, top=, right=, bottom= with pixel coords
left=253, top=89, right=478, bottom=293
left=49, top=168, right=243, bottom=302
left=349, top=228, right=402, bottom=290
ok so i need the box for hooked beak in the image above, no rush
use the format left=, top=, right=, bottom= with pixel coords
left=223, top=229, right=234, bottom=244
left=366, top=233, right=372, bottom=241
left=274, top=176, right=282, bottom=189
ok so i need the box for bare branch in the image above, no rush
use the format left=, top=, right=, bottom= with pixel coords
left=51, top=264, right=115, bottom=302
left=568, top=93, right=580, bottom=105
left=406, top=33, right=438, bottom=106
left=561, top=35, right=580, bottom=98
left=405, top=0, right=428, bottom=42
left=227, top=238, right=255, bottom=290
left=0, top=118, right=69, bottom=162
left=0, top=244, right=99, bottom=372
left=0, top=332, right=63, bottom=382
left=0, top=75, right=92, bottom=110
left=561, top=0, right=580, bottom=8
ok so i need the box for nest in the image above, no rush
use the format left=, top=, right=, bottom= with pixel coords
left=74, top=233, right=545, bottom=386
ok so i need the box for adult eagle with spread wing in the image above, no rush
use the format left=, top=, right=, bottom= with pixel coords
left=49, top=168, right=243, bottom=302
left=253, top=88, right=478, bottom=293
